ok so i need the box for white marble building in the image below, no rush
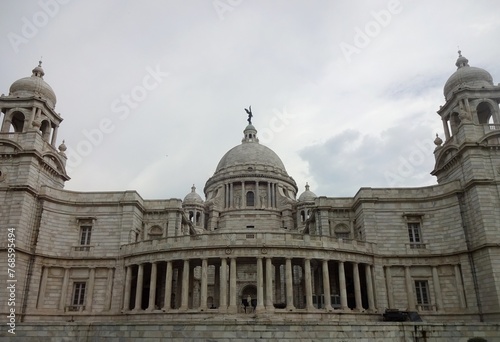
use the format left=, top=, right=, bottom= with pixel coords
left=1, top=52, right=500, bottom=328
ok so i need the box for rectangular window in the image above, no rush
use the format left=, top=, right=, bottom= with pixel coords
left=415, top=280, right=430, bottom=309
left=72, top=282, right=86, bottom=306
left=80, top=226, right=92, bottom=245
left=408, top=222, right=422, bottom=244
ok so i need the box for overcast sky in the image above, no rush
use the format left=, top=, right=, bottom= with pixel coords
left=1, top=0, right=500, bottom=200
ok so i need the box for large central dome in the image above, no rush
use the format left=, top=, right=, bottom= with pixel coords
left=215, top=124, right=287, bottom=173
left=204, top=122, right=297, bottom=198
left=215, top=125, right=286, bottom=173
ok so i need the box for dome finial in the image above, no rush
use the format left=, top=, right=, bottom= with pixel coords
left=32, top=59, right=45, bottom=78
left=455, top=49, right=469, bottom=69
left=305, top=182, right=310, bottom=191
left=191, top=184, right=196, bottom=192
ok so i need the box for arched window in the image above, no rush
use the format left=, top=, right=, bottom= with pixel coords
left=246, top=191, right=255, bottom=206
left=477, top=102, right=493, bottom=124
left=40, top=120, right=51, bottom=141
left=9, top=111, right=25, bottom=133
left=300, top=210, right=305, bottom=222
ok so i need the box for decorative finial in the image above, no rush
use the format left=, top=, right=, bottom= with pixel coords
left=58, top=140, right=67, bottom=155
left=191, top=184, right=196, bottom=192
left=39, top=57, right=42, bottom=67
left=244, top=106, right=253, bottom=125
left=434, top=133, right=443, bottom=147
left=305, top=182, right=310, bottom=191
left=458, top=49, right=462, bottom=57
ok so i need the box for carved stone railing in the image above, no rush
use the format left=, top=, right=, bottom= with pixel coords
left=120, top=231, right=375, bottom=256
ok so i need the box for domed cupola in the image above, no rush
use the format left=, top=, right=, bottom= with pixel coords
left=203, top=109, right=298, bottom=232
left=214, top=123, right=288, bottom=174
left=298, top=183, right=317, bottom=202
left=183, top=184, right=204, bottom=204
left=9, top=61, right=57, bottom=109
left=182, top=185, right=205, bottom=230
left=443, top=51, right=494, bottom=101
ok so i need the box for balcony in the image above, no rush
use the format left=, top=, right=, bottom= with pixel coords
left=120, top=231, right=375, bottom=256
left=483, top=124, right=500, bottom=134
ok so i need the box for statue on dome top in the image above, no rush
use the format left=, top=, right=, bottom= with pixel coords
left=244, top=106, right=253, bottom=124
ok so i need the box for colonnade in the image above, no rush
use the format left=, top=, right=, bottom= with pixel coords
left=1, top=108, right=59, bottom=145
left=223, top=180, right=280, bottom=209
left=122, top=256, right=377, bottom=313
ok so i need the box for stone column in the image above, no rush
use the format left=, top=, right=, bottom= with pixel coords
left=180, top=260, right=190, bottom=310
left=225, top=183, right=229, bottom=208
left=148, top=262, right=158, bottom=311
left=220, top=258, right=228, bottom=311
left=256, top=257, right=264, bottom=312
left=267, top=182, right=271, bottom=208
left=353, top=262, right=362, bottom=311
left=454, top=264, right=466, bottom=308
left=228, top=258, right=237, bottom=313
left=123, top=266, right=132, bottom=311
left=50, top=125, right=59, bottom=146
left=105, top=268, right=114, bottom=311
left=365, top=264, right=376, bottom=311
left=405, top=266, right=416, bottom=311
left=200, top=259, right=208, bottom=310
left=255, top=181, right=260, bottom=208
left=304, top=259, right=314, bottom=310
left=285, top=258, right=295, bottom=310
left=271, top=183, right=277, bottom=208
left=37, top=266, right=48, bottom=309
left=164, top=261, right=173, bottom=310
left=322, top=259, right=332, bottom=310
left=230, top=183, right=234, bottom=208
left=432, top=266, right=443, bottom=311
left=265, top=258, right=274, bottom=310
left=241, top=181, right=246, bottom=208
left=86, top=267, right=96, bottom=312
left=339, top=261, right=348, bottom=310
left=385, top=266, right=394, bottom=308
left=134, top=264, right=144, bottom=310
left=59, top=267, right=69, bottom=311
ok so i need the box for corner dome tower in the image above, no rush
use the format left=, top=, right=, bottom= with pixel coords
left=443, top=51, right=494, bottom=101
left=9, top=61, right=57, bottom=108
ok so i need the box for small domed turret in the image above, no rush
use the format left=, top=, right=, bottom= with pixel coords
left=443, top=51, right=494, bottom=101
left=183, top=185, right=204, bottom=204
left=9, top=61, right=57, bottom=108
left=298, top=183, right=317, bottom=202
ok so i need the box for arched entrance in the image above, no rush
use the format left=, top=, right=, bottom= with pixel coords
left=240, top=284, right=257, bottom=313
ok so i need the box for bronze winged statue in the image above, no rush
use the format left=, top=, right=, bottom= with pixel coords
left=244, top=106, right=253, bottom=124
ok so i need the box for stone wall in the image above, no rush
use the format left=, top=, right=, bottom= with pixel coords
left=0, top=322, right=499, bottom=341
